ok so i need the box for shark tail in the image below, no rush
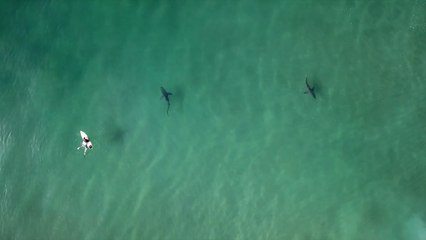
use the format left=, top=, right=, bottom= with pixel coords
left=167, top=102, right=170, bottom=115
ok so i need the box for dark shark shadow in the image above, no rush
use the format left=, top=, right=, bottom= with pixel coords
left=304, top=76, right=322, bottom=99
left=110, top=125, right=126, bottom=144
left=103, top=120, right=127, bottom=145
left=311, top=81, right=322, bottom=97
left=171, top=85, right=185, bottom=113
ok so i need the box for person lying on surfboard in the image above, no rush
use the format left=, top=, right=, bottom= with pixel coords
left=77, top=130, right=93, bottom=155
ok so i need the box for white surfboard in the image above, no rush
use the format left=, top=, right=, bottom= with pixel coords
left=80, top=130, right=89, bottom=140
left=80, top=131, right=87, bottom=140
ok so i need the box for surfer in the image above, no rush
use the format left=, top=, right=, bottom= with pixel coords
left=77, top=130, right=93, bottom=156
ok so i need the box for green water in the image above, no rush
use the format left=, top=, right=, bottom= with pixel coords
left=1, top=0, right=426, bottom=239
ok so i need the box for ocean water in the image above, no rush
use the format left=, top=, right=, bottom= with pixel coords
left=1, top=0, right=426, bottom=239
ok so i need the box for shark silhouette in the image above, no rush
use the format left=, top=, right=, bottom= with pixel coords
left=304, top=78, right=316, bottom=99
left=160, top=87, right=173, bottom=115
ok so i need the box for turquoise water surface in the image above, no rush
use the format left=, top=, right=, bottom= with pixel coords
left=1, top=0, right=426, bottom=239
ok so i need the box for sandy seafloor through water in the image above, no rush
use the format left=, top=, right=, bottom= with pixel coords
left=1, top=0, right=426, bottom=239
